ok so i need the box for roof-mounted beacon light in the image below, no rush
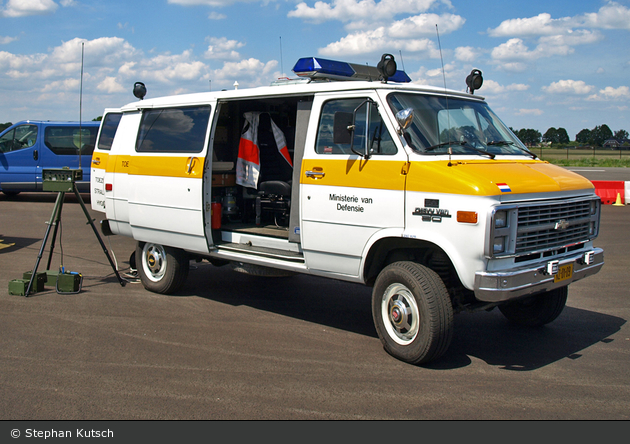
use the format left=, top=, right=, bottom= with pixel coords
left=133, top=82, right=147, bottom=100
left=292, top=55, right=411, bottom=83
left=466, top=69, right=483, bottom=94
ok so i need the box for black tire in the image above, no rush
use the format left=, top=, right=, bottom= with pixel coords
left=372, top=261, right=454, bottom=365
left=2, top=190, right=20, bottom=197
left=136, top=242, right=189, bottom=294
left=499, top=286, right=568, bottom=327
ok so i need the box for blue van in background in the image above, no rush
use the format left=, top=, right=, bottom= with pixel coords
left=0, top=120, right=100, bottom=195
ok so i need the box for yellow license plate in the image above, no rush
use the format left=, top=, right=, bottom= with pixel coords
left=554, top=263, right=574, bottom=283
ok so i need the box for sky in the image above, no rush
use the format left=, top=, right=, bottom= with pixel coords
left=0, top=0, right=629, bottom=139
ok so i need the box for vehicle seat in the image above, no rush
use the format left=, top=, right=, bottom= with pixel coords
left=255, top=113, right=293, bottom=226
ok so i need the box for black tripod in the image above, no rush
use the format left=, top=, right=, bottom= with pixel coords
left=25, top=174, right=126, bottom=297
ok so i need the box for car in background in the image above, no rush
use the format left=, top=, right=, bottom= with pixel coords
left=0, top=120, right=100, bottom=195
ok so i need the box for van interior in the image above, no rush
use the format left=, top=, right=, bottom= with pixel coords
left=208, top=95, right=312, bottom=243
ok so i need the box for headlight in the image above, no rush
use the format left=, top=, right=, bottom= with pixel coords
left=493, top=236, right=506, bottom=254
left=495, top=210, right=508, bottom=228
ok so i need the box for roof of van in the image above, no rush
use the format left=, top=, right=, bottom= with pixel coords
left=11, top=120, right=100, bottom=126
left=118, top=80, right=486, bottom=113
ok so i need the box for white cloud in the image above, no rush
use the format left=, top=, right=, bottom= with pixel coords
left=580, top=1, right=630, bottom=30
left=542, top=79, right=594, bottom=95
left=317, top=11, right=464, bottom=57
left=516, top=109, right=544, bottom=116
left=454, top=46, right=479, bottom=63
left=488, top=3, right=630, bottom=38
left=0, top=0, right=58, bottom=17
left=1, top=36, right=18, bottom=45
left=208, top=11, right=226, bottom=20
left=491, top=38, right=537, bottom=61
left=210, top=58, right=279, bottom=88
left=288, top=0, right=447, bottom=24
left=97, top=76, right=126, bottom=94
left=168, top=0, right=261, bottom=6
left=587, top=85, right=630, bottom=101
left=482, top=79, right=530, bottom=94
left=204, top=37, right=245, bottom=60
left=487, top=3, right=623, bottom=71
left=488, top=13, right=571, bottom=37
left=319, top=28, right=438, bottom=57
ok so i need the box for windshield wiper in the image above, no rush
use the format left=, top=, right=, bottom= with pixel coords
left=424, top=140, right=465, bottom=151
left=487, top=140, right=513, bottom=146
left=426, top=140, right=495, bottom=159
left=487, top=140, right=537, bottom=159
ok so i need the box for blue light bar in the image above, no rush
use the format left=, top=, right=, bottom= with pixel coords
left=292, top=57, right=411, bottom=83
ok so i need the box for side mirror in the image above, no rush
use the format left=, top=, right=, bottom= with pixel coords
left=396, top=108, right=414, bottom=131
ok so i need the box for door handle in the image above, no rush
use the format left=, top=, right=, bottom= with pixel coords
left=92, top=158, right=101, bottom=165
left=305, top=169, right=325, bottom=179
left=187, top=157, right=198, bottom=174
left=33, top=150, right=38, bottom=161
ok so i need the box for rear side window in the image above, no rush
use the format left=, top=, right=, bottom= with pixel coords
left=44, top=126, right=98, bottom=156
left=136, top=106, right=211, bottom=153
left=97, top=113, right=122, bottom=151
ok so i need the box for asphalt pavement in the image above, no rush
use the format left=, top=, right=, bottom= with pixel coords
left=0, top=185, right=628, bottom=421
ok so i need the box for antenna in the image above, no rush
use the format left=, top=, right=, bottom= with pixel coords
left=79, top=41, right=84, bottom=170
left=279, top=36, right=284, bottom=76
left=398, top=50, right=405, bottom=72
left=436, top=24, right=453, bottom=166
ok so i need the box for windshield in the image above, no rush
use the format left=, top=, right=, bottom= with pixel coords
left=387, top=93, right=532, bottom=157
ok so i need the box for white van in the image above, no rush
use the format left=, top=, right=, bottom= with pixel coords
left=91, top=55, right=603, bottom=364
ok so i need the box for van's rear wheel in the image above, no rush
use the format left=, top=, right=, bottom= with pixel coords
left=372, top=261, right=453, bottom=365
left=136, top=242, right=189, bottom=294
left=499, top=286, right=568, bottom=327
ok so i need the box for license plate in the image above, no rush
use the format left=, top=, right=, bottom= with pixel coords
left=554, top=263, right=574, bottom=283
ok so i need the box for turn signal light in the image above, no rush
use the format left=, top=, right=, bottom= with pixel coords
left=457, top=211, right=478, bottom=224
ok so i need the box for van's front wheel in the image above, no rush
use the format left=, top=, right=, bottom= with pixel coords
left=372, top=261, right=453, bottom=365
left=136, top=242, right=189, bottom=294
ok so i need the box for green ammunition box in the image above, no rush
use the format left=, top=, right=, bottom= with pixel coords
left=45, top=270, right=59, bottom=285
left=56, top=272, right=82, bottom=294
left=22, top=271, right=47, bottom=292
left=8, top=279, right=29, bottom=296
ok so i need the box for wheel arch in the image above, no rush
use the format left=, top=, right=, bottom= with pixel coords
left=363, top=237, right=452, bottom=285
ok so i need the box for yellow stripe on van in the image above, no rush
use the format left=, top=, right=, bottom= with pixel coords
left=301, top=158, right=408, bottom=190
left=302, top=158, right=594, bottom=196
left=405, top=159, right=594, bottom=195
left=103, top=154, right=204, bottom=178
left=91, top=152, right=109, bottom=170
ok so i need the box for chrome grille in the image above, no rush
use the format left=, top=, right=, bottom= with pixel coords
left=515, top=199, right=594, bottom=254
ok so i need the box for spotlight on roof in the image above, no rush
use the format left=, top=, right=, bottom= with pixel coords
left=377, top=53, right=397, bottom=82
left=133, top=82, right=147, bottom=100
left=466, top=69, right=483, bottom=95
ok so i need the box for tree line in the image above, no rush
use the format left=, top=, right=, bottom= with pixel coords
left=511, top=124, right=629, bottom=147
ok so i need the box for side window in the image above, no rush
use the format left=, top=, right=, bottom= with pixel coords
left=0, top=125, right=38, bottom=152
left=316, top=98, right=396, bottom=155
left=44, top=126, right=99, bottom=156
left=97, top=113, right=122, bottom=151
left=136, top=106, right=211, bottom=153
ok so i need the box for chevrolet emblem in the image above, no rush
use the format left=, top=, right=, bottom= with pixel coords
left=554, top=219, right=570, bottom=230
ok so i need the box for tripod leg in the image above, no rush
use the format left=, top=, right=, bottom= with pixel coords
left=45, top=193, right=65, bottom=271
left=26, top=192, right=65, bottom=297
left=73, top=186, right=126, bottom=287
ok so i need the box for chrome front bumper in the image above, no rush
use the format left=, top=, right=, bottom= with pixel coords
left=474, top=248, right=604, bottom=302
